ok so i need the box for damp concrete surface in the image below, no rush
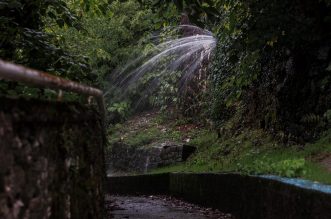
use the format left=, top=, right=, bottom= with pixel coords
left=106, top=195, right=233, bottom=219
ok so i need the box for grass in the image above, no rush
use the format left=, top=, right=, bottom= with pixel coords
left=107, top=112, right=190, bottom=148
left=151, top=128, right=331, bottom=185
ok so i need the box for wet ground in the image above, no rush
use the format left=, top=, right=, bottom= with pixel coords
left=106, top=195, right=234, bottom=219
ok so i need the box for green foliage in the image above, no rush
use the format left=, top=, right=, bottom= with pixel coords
left=211, top=1, right=258, bottom=105
left=0, top=0, right=94, bottom=99
left=0, top=0, right=180, bottom=100
left=152, top=0, right=220, bottom=25
left=210, top=0, right=331, bottom=138
left=107, top=101, right=130, bottom=121
left=61, top=0, right=179, bottom=86
left=236, top=157, right=306, bottom=178
left=151, top=127, right=331, bottom=183
left=66, top=0, right=109, bottom=16
left=301, top=110, right=331, bottom=127
left=150, top=70, right=182, bottom=111
left=0, top=0, right=82, bottom=72
left=57, top=0, right=180, bottom=122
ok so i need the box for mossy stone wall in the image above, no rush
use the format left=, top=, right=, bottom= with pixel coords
left=0, top=97, right=105, bottom=219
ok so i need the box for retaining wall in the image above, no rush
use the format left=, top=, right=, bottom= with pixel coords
left=107, top=173, right=169, bottom=194
left=108, top=173, right=331, bottom=219
left=0, top=97, right=105, bottom=219
left=108, top=142, right=195, bottom=174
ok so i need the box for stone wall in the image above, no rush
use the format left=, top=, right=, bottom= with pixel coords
left=0, top=97, right=105, bottom=219
left=108, top=173, right=331, bottom=219
left=108, top=142, right=195, bottom=174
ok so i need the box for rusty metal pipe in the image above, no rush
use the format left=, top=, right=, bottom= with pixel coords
left=0, top=59, right=106, bottom=121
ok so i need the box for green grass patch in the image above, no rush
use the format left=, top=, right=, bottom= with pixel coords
left=151, top=128, right=331, bottom=184
left=108, top=115, right=184, bottom=148
left=125, top=127, right=160, bottom=147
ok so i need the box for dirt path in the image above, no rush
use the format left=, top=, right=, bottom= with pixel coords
left=313, top=153, right=331, bottom=172
left=322, top=156, right=331, bottom=172
left=106, top=195, right=233, bottom=219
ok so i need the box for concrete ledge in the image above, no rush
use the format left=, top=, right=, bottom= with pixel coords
left=108, top=173, right=331, bottom=219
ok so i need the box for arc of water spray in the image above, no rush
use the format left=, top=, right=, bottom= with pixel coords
left=114, top=36, right=214, bottom=89
left=104, top=25, right=216, bottom=110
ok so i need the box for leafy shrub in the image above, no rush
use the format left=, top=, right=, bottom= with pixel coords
left=236, top=158, right=306, bottom=178
left=107, top=101, right=131, bottom=123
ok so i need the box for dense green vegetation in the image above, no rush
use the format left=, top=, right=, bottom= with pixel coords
left=211, top=0, right=331, bottom=143
left=2, top=0, right=331, bottom=182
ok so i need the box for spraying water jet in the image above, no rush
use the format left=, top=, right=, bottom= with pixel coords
left=105, top=25, right=216, bottom=116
